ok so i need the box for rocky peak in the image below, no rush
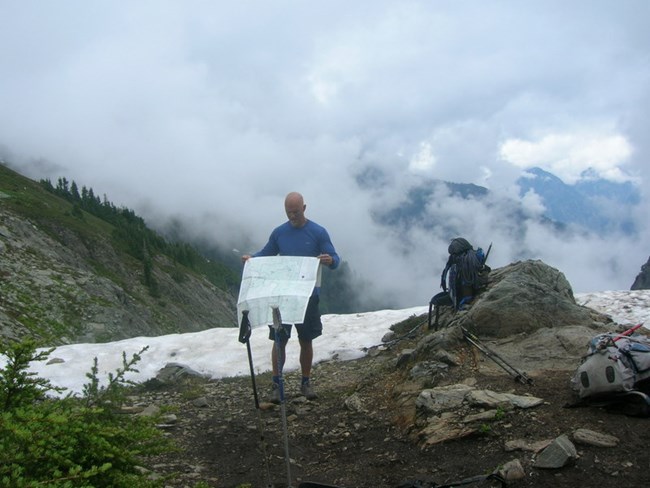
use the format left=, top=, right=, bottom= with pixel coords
left=631, top=256, right=650, bottom=290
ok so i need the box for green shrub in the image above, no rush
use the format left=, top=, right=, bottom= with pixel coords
left=0, top=339, right=171, bottom=487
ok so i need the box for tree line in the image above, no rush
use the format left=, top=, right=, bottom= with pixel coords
left=40, top=177, right=240, bottom=295
left=40, top=176, right=366, bottom=314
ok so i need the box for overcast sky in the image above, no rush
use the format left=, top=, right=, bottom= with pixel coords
left=1, top=1, right=649, bottom=306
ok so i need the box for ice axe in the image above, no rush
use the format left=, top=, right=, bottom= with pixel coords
left=614, top=323, right=644, bottom=341
left=594, top=323, right=645, bottom=350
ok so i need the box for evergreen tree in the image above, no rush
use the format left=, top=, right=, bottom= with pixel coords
left=70, top=180, right=80, bottom=200
left=56, top=176, right=69, bottom=194
left=320, top=260, right=359, bottom=314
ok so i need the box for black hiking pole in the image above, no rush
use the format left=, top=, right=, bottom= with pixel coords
left=461, top=327, right=533, bottom=385
left=238, top=311, right=273, bottom=488
left=272, top=306, right=294, bottom=488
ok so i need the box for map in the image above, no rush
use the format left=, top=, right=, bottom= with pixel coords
left=236, top=256, right=321, bottom=329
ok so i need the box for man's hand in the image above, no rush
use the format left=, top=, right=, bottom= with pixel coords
left=317, top=254, right=334, bottom=266
left=241, top=254, right=252, bottom=264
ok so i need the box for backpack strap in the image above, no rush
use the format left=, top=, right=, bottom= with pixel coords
left=440, top=256, right=453, bottom=291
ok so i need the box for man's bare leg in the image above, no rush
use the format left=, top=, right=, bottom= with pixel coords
left=299, top=339, right=313, bottom=378
left=299, top=339, right=317, bottom=399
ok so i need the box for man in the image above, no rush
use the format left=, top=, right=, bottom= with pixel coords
left=242, top=192, right=340, bottom=402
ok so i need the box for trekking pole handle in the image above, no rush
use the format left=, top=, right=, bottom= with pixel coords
left=238, top=310, right=252, bottom=344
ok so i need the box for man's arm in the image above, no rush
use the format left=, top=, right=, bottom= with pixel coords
left=318, top=228, right=340, bottom=269
left=253, top=234, right=279, bottom=258
left=240, top=229, right=280, bottom=263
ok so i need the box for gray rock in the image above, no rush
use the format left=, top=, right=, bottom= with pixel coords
left=155, top=363, right=206, bottom=384
left=381, top=331, right=396, bottom=343
left=434, top=350, right=460, bottom=366
left=416, top=384, right=474, bottom=414
left=468, top=389, right=544, bottom=409
left=396, top=349, right=415, bottom=367
left=504, top=438, right=552, bottom=453
left=419, top=412, right=477, bottom=447
left=462, top=409, right=499, bottom=423
left=192, top=397, right=210, bottom=408
left=160, top=413, right=178, bottom=424
left=496, top=459, right=526, bottom=481
left=534, top=434, right=577, bottom=469
left=408, top=361, right=448, bottom=381
left=344, top=392, right=366, bottom=413
left=572, top=428, right=619, bottom=447
left=138, top=404, right=161, bottom=417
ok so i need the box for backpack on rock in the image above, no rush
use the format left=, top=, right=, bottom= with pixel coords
left=428, top=237, right=491, bottom=330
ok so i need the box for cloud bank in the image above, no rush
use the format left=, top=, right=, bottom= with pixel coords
left=1, top=1, right=649, bottom=307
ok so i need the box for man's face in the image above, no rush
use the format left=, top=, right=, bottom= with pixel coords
left=285, top=199, right=306, bottom=227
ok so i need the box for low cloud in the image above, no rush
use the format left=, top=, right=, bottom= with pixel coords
left=1, top=1, right=649, bottom=307
left=500, top=131, right=634, bottom=184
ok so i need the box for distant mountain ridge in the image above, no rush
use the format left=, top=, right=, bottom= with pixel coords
left=517, top=167, right=640, bottom=234
left=364, top=165, right=639, bottom=236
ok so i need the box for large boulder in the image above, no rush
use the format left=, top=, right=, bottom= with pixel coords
left=631, top=256, right=650, bottom=290
left=435, top=259, right=611, bottom=339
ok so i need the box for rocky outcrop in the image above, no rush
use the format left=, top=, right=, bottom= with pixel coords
left=413, top=259, right=613, bottom=372
left=631, top=256, right=650, bottom=290
left=386, top=259, right=634, bottom=456
left=434, top=259, right=610, bottom=339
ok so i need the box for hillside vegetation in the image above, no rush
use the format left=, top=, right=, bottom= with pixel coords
left=0, top=163, right=239, bottom=345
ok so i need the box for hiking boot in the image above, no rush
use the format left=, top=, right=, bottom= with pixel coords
left=301, top=382, right=318, bottom=400
left=269, top=382, right=281, bottom=404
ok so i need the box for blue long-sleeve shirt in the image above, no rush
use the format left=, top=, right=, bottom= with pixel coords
left=253, top=220, right=340, bottom=294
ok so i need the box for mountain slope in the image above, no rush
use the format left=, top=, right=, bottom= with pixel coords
left=0, top=163, right=238, bottom=345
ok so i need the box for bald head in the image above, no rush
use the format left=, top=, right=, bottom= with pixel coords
left=285, top=192, right=304, bottom=206
left=285, top=192, right=307, bottom=227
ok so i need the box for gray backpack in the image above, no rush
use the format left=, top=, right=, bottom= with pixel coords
left=571, top=331, right=650, bottom=399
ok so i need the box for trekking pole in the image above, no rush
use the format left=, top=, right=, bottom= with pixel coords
left=382, top=318, right=429, bottom=348
left=272, top=306, right=293, bottom=488
left=461, top=327, right=533, bottom=385
left=428, top=297, right=442, bottom=331
left=437, top=472, right=506, bottom=488
left=238, top=311, right=273, bottom=488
